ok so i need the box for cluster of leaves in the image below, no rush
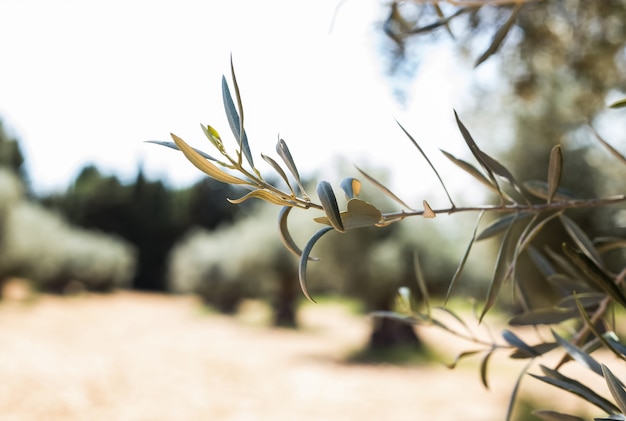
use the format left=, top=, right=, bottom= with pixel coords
left=152, top=64, right=626, bottom=419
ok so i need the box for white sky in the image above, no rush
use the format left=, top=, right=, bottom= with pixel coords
left=0, top=0, right=489, bottom=205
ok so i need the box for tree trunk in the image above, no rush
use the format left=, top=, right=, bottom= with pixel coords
left=273, top=274, right=297, bottom=328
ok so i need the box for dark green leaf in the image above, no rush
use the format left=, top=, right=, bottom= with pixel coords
left=557, top=292, right=605, bottom=309
left=532, top=365, right=620, bottom=414
left=602, top=365, right=626, bottom=415
left=480, top=348, right=495, bottom=389
left=609, top=98, right=626, bottom=109
left=560, top=214, right=604, bottom=269
left=552, top=329, right=603, bottom=376
left=562, top=244, right=626, bottom=307
left=477, top=213, right=531, bottom=241
left=547, top=145, right=563, bottom=204
left=528, top=246, right=556, bottom=278
left=533, top=410, right=585, bottom=421
left=606, top=335, right=626, bottom=359
left=298, top=226, right=334, bottom=303
left=445, top=349, right=483, bottom=369
left=477, top=149, right=527, bottom=199
left=479, top=211, right=519, bottom=321
left=510, top=342, right=558, bottom=359
left=278, top=206, right=318, bottom=260
left=547, top=273, right=593, bottom=295
left=508, top=308, right=579, bottom=326
left=316, top=181, right=345, bottom=233
left=503, top=329, right=540, bottom=357
left=454, top=111, right=504, bottom=201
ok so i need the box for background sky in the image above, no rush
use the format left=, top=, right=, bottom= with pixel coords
left=0, top=0, right=493, bottom=204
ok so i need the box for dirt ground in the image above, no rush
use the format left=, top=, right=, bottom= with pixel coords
left=0, top=289, right=604, bottom=420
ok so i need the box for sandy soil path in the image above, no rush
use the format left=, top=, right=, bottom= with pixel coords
left=0, top=291, right=599, bottom=420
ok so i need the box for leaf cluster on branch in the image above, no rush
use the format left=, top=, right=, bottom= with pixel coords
left=150, top=61, right=626, bottom=420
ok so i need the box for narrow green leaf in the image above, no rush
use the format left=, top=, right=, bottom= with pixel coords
left=276, top=138, right=309, bottom=199
left=340, top=177, right=361, bottom=200
left=145, top=140, right=219, bottom=162
left=562, top=244, right=626, bottom=307
left=505, top=360, right=533, bottom=421
left=170, top=134, right=248, bottom=185
left=475, top=2, right=521, bottom=67
left=397, top=120, right=455, bottom=207
left=445, top=210, right=484, bottom=304
left=602, top=365, right=626, bottom=415
left=200, top=124, right=225, bottom=152
left=547, top=145, right=563, bottom=204
left=480, top=211, right=519, bottom=321
left=480, top=348, right=495, bottom=389
left=298, top=226, right=334, bottom=303
left=477, top=213, right=531, bottom=241
left=278, top=206, right=318, bottom=260
left=547, top=273, right=592, bottom=295
left=589, top=126, right=626, bottom=165
left=502, top=329, right=540, bottom=357
left=355, top=166, right=415, bottom=210
left=316, top=181, right=345, bottom=233
left=560, top=214, right=604, bottom=269
left=552, top=329, right=603, bottom=376
left=533, top=410, right=585, bottom=421
left=510, top=342, right=558, bottom=359
left=477, top=149, right=527, bottom=199
left=573, top=295, right=626, bottom=361
left=413, top=253, right=430, bottom=316
left=454, top=111, right=505, bottom=202
left=440, top=149, right=501, bottom=195
left=524, top=180, right=580, bottom=201
left=261, top=153, right=296, bottom=197
left=605, top=335, right=626, bottom=359
left=509, top=308, right=579, bottom=326
left=227, top=190, right=295, bottom=206
left=445, top=349, right=483, bottom=369
left=528, top=246, right=556, bottom=278
left=609, top=98, right=626, bottom=109
left=221, top=75, right=253, bottom=168
left=533, top=365, right=620, bottom=414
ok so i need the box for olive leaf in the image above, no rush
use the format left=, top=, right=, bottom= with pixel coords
left=355, top=165, right=415, bottom=210
left=340, top=177, right=361, bottom=200
left=316, top=181, right=345, bottom=233
left=145, top=139, right=220, bottom=163
left=476, top=213, right=532, bottom=241
left=221, top=74, right=254, bottom=169
left=313, top=198, right=382, bottom=230
left=170, top=134, right=248, bottom=185
left=261, top=153, right=296, bottom=197
left=298, top=226, right=334, bottom=303
left=278, top=206, right=318, bottom=260
left=602, top=364, right=626, bottom=414
left=475, top=2, right=522, bottom=67
left=277, top=138, right=309, bottom=199
left=547, top=145, right=563, bottom=204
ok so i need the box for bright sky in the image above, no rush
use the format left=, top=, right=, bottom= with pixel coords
left=0, top=0, right=489, bottom=204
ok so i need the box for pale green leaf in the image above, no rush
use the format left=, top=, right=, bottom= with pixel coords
left=227, top=190, right=295, bottom=206
left=547, top=145, right=563, bottom=204
left=590, top=126, right=626, bottom=165
left=533, top=410, right=585, bottom=421
left=278, top=206, right=318, bottom=259
left=480, top=348, right=495, bottom=389
left=445, top=349, right=483, bottom=369
left=609, top=98, right=626, bottom=109
left=221, top=75, right=253, bottom=168
left=261, top=153, right=296, bottom=197
left=524, top=180, right=579, bottom=201
left=170, top=134, right=248, bottom=185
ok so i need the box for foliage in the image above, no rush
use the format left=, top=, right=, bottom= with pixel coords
left=42, top=165, right=246, bottom=291
left=151, top=61, right=626, bottom=419
left=0, top=170, right=136, bottom=292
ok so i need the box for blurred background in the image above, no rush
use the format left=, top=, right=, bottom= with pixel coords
left=0, top=0, right=625, bottom=419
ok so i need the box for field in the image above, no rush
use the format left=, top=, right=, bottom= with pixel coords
left=0, top=288, right=603, bottom=420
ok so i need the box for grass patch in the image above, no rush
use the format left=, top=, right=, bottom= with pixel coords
left=345, top=342, right=437, bottom=366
